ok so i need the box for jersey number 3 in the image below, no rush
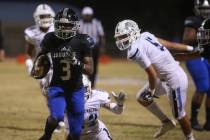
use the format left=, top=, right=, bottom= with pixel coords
left=60, top=60, right=71, bottom=80
left=146, top=37, right=165, bottom=51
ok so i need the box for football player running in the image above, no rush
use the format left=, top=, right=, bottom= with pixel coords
left=24, top=4, right=65, bottom=133
left=65, top=75, right=126, bottom=140
left=25, top=4, right=55, bottom=97
left=183, top=0, right=210, bottom=131
left=114, top=20, right=197, bottom=140
left=25, top=4, right=55, bottom=77
left=31, top=8, right=94, bottom=140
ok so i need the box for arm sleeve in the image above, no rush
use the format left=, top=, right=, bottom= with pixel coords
left=128, top=47, right=151, bottom=69
left=137, top=53, right=151, bottom=69
left=24, top=30, right=35, bottom=45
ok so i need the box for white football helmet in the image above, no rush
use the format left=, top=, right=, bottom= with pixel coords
left=114, top=19, right=141, bottom=50
left=194, top=0, right=210, bottom=18
left=82, top=74, right=92, bottom=101
left=33, top=4, right=55, bottom=28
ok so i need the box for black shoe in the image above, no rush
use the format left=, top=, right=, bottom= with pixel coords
left=191, top=119, right=203, bottom=131
left=203, top=122, right=210, bottom=131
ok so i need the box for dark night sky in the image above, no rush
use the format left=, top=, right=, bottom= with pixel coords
left=70, top=0, right=194, bottom=40
left=0, top=0, right=195, bottom=56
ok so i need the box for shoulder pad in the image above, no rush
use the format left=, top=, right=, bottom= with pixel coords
left=76, top=34, right=95, bottom=47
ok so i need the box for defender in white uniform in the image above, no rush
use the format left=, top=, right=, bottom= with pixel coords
left=65, top=75, right=126, bottom=140
left=24, top=4, right=55, bottom=92
left=114, top=20, right=195, bottom=140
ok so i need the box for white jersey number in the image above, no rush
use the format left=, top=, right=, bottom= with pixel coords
left=146, top=37, right=165, bottom=51
left=60, top=60, right=71, bottom=80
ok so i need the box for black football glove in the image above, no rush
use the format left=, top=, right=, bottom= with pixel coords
left=66, top=52, right=84, bottom=69
left=200, top=44, right=210, bottom=59
left=140, top=89, right=158, bottom=102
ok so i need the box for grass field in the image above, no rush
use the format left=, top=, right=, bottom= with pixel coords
left=0, top=59, right=210, bottom=140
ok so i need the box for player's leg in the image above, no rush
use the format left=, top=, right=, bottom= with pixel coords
left=204, top=59, right=210, bottom=130
left=95, top=120, right=113, bottom=140
left=39, top=86, right=66, bottom=140
left=89, top=46, right=99, bottom=88
left=66, top=87, right=85, bottom=140
left=136, top=80, right=176, bottom=138
left=186, top=59, right=209, bottom=130
left=169, top=86, right=194, bottom=140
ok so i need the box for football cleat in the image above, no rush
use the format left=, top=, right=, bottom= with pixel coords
left=54, top=121, right=65, bottom=133
left=191, top=119, right=203, bottom=131
left=203, top=121, right=210, bottom=131
left=153, top=119, right=176, bottom=139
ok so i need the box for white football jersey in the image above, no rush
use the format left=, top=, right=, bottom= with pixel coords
left=24, top=25, right=54, bottom=55
left=83, top=89, right=110, bottom=135
left=127, top=32, right=180, bottom=81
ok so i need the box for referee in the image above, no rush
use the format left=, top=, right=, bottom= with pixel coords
left=79, top=6, right=106, bottom=88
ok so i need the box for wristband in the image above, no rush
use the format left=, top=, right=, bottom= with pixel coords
left=148, top=88, right=155, bottom=95
left=25, top=59, right=33, bottom=67
left=186, top=45, right=194, bottom=51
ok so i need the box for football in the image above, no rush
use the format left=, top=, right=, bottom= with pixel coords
left=31, top=54, right=51, bottom=79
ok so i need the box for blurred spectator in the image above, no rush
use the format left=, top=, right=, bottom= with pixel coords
left=0, top=20, right=4, bottom=61
left=79, top=6, right=106, bottom=88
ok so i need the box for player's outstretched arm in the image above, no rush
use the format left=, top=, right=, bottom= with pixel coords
left=145, top=65, right=156, bottom=94
left=103, top=91, right=127, bottom=114
left=158, top=38, right=194, bottom=52
left=174, top=45, right=210, bottom=61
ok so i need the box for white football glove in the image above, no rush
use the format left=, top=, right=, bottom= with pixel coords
left=25, top=58, right=33, bottom=75
left=111, top=91, right=127, bottom=106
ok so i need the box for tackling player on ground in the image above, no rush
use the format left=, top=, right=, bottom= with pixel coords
left=31, top=8, right=94, bottom=140
left=183, top=0, right=210, bottom=131
left=65, top=75, right=126, bottom=140
left=114, top=20, right=198, bottom=140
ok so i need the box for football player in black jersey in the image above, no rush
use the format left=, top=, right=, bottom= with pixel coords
left=31, top=8, right=94, bottom=140
left=183, top=0, right=210, bottom=131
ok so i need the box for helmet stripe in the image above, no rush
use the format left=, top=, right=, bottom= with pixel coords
left=63, top=8, right=69, bottom=17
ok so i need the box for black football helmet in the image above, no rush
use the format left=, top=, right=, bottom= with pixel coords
left=194, top=0, right=210, bottom=18
left=197, top=18, right=210, bottom=45
left=54, top=8, right=79, bottom=39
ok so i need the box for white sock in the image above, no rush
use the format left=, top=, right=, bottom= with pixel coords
left=186, top=132, right=195, bottom=140
left=146, top=102, right=168, bottom=122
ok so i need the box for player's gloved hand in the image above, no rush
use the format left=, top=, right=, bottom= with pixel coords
left=141, top=88, right=157, bottom=102
left=67, top=53, right=84, bottom=69
left=111, top=91, right=127, bottom=107
left=200, top=44, right=210, bottom=59
left=25, top=58, right=33, bottom=75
